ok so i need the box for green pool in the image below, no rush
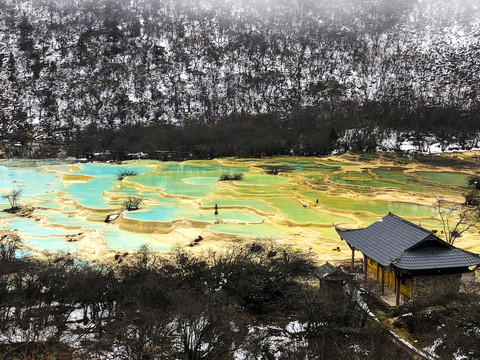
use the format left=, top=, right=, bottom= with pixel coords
left=0, top=155, right=472, bottom=255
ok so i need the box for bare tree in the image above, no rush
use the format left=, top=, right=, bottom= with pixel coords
left=0, top=231, right=21, bottom=263
left=434, top=199, right=480, bottom=245
left=173, top=292, right=248, bottom=360
left=2, top=188, right=23, bottom=210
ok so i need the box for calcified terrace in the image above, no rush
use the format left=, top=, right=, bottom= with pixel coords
left=0, top=153, right=479, bottom=261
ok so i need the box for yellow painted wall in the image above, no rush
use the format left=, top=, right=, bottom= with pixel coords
left=366, top=258, right=411, bottom=298
left=400, top=278, right=412, bottom=298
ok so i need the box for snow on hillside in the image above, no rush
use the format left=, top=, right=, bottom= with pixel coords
left=0, top=0, right=479, bottom=156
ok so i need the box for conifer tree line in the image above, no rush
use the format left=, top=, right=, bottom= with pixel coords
left=0, top=0, right=479, bottom=157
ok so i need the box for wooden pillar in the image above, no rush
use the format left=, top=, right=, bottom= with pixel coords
left=363, top=255, right=368, bottom=282
left=351, top=247, right=355, bottom=272
left=410, top=277, right=413, bottom=300
left=395, top=276, right=400, bottom=306
left=381, top=268, right=385, bottom=295
left=376, top=263, right=380, bottom=281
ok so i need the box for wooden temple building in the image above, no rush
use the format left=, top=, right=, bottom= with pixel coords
left=336, top=213, right=480, bottom=305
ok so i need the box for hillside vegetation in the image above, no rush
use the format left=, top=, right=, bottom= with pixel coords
left=1, top=0, right=480, bottom=158
left=0, top=237, right=415, bottom=360
left=1, top=235, right=480, bottom=359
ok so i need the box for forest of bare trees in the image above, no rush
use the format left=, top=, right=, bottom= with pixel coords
left=1, top=0, right=479, bottom=158
left=1, top=234, right=479, bottom=359
left=0, top=236, right=417, bottom=360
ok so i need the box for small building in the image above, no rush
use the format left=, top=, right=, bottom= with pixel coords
left=314, top=262, right=366, bottom=328
left=315, top=262, right=353, bottom=296
left=335, top=213, right=480, bottom=305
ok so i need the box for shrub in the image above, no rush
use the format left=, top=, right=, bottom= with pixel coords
left=123, top=197, right=143, bottom=211
left=464, top=190, right=480, bottom=206
left=116, top=169, right=138, bottom=180
left=265, top=165, right=291, bottom=175
left=219, top=172, right=243, bottom=181
left=467, top=174, right=480, bottom=190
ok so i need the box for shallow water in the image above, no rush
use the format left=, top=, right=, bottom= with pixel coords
left=0, top=156, right=473, bottom=255
left=414, top=171, right=470, bottom=186
left=203, top=198, right=276, bottom=215
left=0, top=166, right=65, bottom=199
left=6, top=217, right=72, bottom=236
left=208, top=223, right=289, bottom=238
left=102, top=229, right=173, bottom=252
left=328, top=171, right=440, bottom=193
left=61, top=162, right=153, bottom=209
left=298, top=190, right=435, bottom=218
left=124, top=204, right=264, bottom=223
left=267, top=197, right=353, bottom=224
left=26, top=236, right=82, bottom=253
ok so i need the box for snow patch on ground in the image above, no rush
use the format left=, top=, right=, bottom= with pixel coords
left=423, top=338, right=443, bottom=358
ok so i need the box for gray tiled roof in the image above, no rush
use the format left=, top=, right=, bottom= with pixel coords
left=314, top=262, right=353, bottom=281
left=393, top=245, right=480, bottom=270
left=335, top=213, right=480, bottom=270
left=315, top=262, right=336, bottom=278
left=336, top=213, right=432, bottom=267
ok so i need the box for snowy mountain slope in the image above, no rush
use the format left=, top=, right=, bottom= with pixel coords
left=0, top=0, right=479, bottom=150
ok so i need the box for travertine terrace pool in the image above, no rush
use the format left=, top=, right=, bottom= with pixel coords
left=0, top=154, right=477, bottom=260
